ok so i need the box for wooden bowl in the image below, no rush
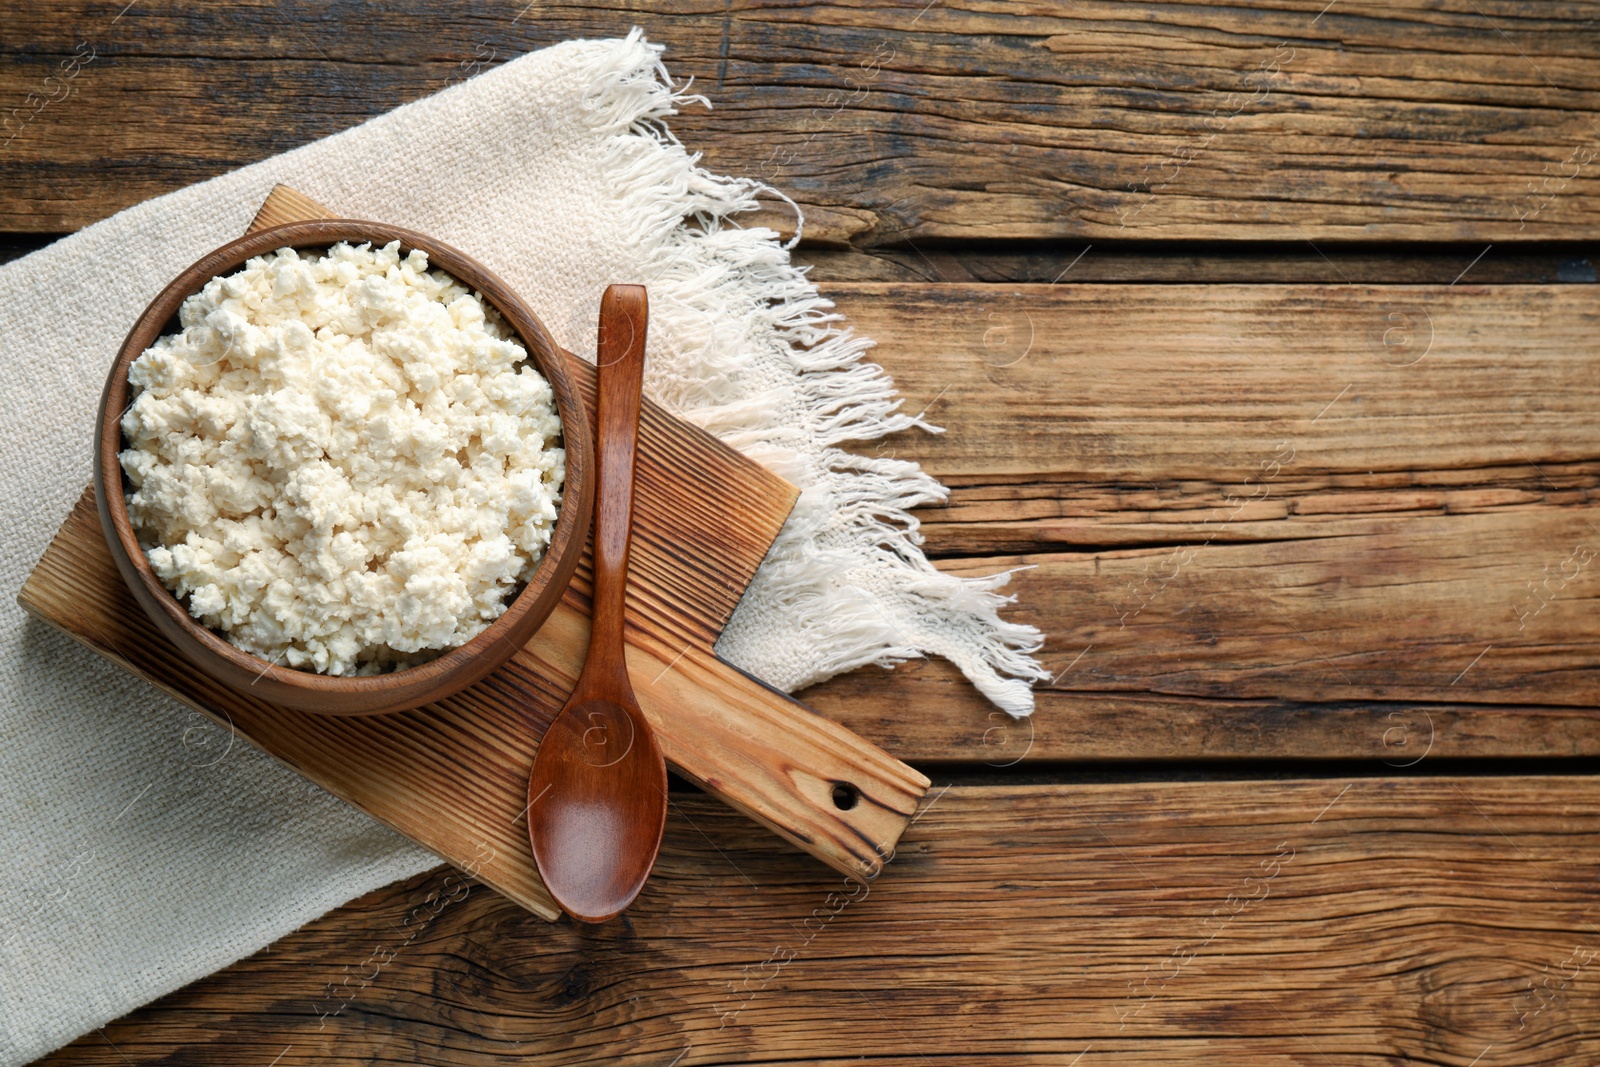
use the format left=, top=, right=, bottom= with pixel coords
left=93, top=220, right=593, bottom=715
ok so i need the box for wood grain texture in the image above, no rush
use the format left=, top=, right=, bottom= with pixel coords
left=527, top=283, right=667, bottom=924
left=805, top=656, right=1600, bottom=765
left=829, top=509, right=1599, bottom=721
left=37, top=779, right=1600, bottom=1066
left=779, top=280, right=1600, bottom=760
left=848, top=282, right=1600, bottom=710
left=247, top=184, right=332, bottom=230
left=4, top=2, right=1600, bottom=240
left=844, top=282, right=1600, bottom=487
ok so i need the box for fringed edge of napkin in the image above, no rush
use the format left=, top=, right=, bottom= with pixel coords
left=567, top=30, right=1048, bottom=716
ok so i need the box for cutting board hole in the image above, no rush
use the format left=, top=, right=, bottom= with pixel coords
left=831, top=782, right=860, bottom=811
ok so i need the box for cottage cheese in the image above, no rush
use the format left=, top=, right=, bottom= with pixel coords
left=119, top=241, right=565, bottom=675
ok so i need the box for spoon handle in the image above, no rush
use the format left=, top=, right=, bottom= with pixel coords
left=585, top=284, right=648, bottom=687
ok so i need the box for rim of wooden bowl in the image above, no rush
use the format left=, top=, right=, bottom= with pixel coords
left=93, top=220, right=594, bottom=715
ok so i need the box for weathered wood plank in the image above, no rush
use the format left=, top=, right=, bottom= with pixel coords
left=981, top=510, right=1600, bottom=704
left=783, top=280, right=1600, bottom=759
left=843, top=282, right=1600, bottom=483
left=837, top=281, right=1600, bottom=547
left=853, top=281, right=1600, bottom=714
left=38, top=779, right=1600, bottom=1065
left=799, top=510, right=1600, bottom=762
left=803, top=658, right=1600, bottom=765
left=3, top=2, right=1599, bottom=239
left=901, top=465, right=1600, bottom=557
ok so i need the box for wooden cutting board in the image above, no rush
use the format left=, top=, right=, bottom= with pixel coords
left=16, top=185, right=930, bottom=920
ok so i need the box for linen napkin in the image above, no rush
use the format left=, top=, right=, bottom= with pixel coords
left=0, top=31, right=1044, bottom=1064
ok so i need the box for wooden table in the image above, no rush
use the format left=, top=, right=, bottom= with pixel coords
left=8, top=3, right=1600, bottom=1063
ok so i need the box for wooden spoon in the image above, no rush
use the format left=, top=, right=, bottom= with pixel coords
left=526, top=284, right=667, bottom=923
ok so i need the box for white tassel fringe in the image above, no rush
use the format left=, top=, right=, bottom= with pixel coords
left=573, top=31, right=1048, bottom=717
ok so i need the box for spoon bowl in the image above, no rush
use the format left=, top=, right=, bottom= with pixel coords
left=529, top=696, right=664, bottom=920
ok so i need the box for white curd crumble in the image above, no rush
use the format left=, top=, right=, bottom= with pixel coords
left=119, top=240, right=564, bottom=675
